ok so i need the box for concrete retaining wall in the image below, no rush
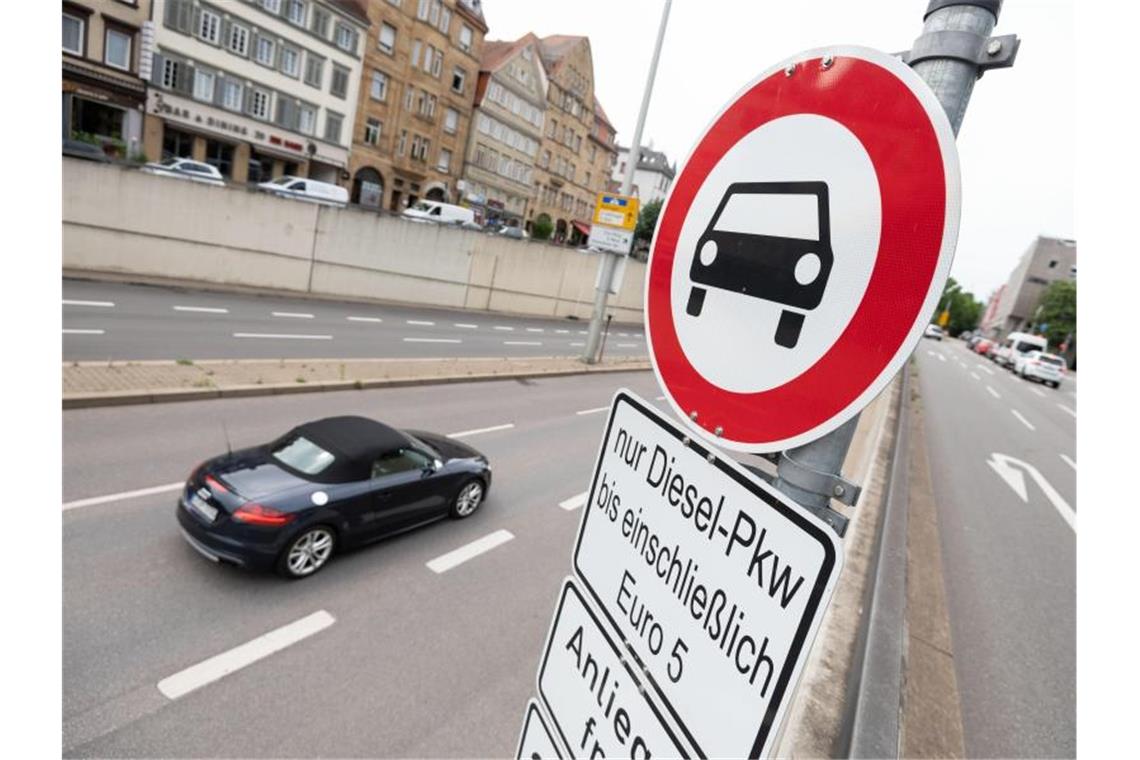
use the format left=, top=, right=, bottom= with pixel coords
left=62, top=159, right=646, bottom=322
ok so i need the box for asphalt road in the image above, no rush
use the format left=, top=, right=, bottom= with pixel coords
left=63, top=371, right=671, bottom=757
left=62, top=279, right=647, bottom=362
left=914, top=338, right=1075, bottom=758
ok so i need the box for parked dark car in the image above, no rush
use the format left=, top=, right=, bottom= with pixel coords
left=62, top=138, right=110, bottom=163
left=176, top=416, right=492, bottom=579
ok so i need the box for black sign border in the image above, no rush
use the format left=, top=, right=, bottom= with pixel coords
left=571, top=390, right=840, bottom=759
left=516, top=698, right=565, bottom=760
left=537, top=578, right=690, bottom=760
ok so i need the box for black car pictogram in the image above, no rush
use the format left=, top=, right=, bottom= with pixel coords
left=686, top=181, right=833, bottom=348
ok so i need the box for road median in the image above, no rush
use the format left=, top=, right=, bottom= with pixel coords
left=63, top=355, right=651, bottom=409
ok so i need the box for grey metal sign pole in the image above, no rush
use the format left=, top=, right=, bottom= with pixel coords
left=582, top=0, right=672, bottom=364
left=773, top=0, right=1018, bottom=535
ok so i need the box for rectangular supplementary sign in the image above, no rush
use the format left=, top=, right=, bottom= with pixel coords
left=587, top=226, right=635, bottom=255
left=572, top=390, right=843, bottom=758
left=537, top=579, right=688, bottom=760
left=517, top=699, right=567, bottom=760
left=593, top=192, right=640, bottom=231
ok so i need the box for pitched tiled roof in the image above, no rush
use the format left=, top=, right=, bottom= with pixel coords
left=593, top=96, right=614, bottom=128
left=538, top=34, right=586, bottom=67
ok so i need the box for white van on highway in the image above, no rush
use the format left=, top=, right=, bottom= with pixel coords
left=993, top=331, right=1049, bottom=369
left=257, top=176, right=348, bottom=207
left=402, top=200, right=476, bottom=227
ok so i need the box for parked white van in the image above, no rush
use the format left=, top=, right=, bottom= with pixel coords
left=402, top=200, right=476, bottom=226
left=257, top=176, right=348, bottom=207
left=993, top=331, right=1049, bottom=369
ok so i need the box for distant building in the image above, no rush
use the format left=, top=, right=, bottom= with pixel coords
left=612, top=144, right=674, bottom=205
left=984, top=235, right=1077, bottom=338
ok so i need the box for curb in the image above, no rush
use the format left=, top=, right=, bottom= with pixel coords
left=63, top=362, right=652, bottom=409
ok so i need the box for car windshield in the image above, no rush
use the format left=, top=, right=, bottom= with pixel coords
left=1015, top=341, right=1044, bottom=353
left=1037, top=354, right=1065, bottom=367
left=159, top=158, right=183, bottom=167
left=714, top=192, right=819, bottom=240
left=269, top=177, right=294, bottom=185
left=271, top=435, right=336, bottom=476
left=410, top=201, right=435, bottom=212
left=403, top=432, right=440, bottom=460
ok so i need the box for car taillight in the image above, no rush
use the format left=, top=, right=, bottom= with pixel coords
left=205, top=474, right=229, bottom=494
left=232, top=503, right=295, bottom=526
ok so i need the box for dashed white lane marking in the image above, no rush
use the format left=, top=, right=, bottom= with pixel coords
left=618, top=333, right=629, bottom=337
left=526, top=328, right=544, bottom=333
left=576, top=406, right=609, bottom=416
left=936, top=353, right=947, bottom=362
left=559, top=492, right=588, bottom=511
left=1057, top=404, right=1076, bottom=419
left=1030, top=387, right=1047, bottom=398
left=1060, top=454, right=1076, bottom=471
left=656, top=396, right=666, bottom=401
left=234, top=333, right=332, bottom=340
left=555, top=329, right=570, bottom=334
left=616, top=343, right=638, bottom=348
left=578, top=330, right=588, bottom=335
left=1011, top=409, right=1036, bottom=431
left=976, top=364, right=995, bottom=375
left=157, top=611, right=335, bottom=700
left=403, top=337, right=461, bottom=344
left=970, top=372, right=981, bottom=381
left=986, top=386, right=1001, bottom=399
left=427, top=530, right=514, bottom=574
left=63, top=329, right=105, bottom=335
left=570, top=342, right=585, bottom=347
left=406, top=320, right=435, bottom=326
left=174, top=305, right=230, bottom=314
left=64, top=482, right=183, bottom=511
left=271, top=311, right=314, bottom=319
left=63, top=300, right=115, bottom=307
left=504, top=340, right=541, bottom=346
left=447, top=423, right=514, bottom=438
left=494, top=326, right=515, bottom=331
left=346, top=316, right=382, bottom=323
left=454, top=323, right=478, bottom=329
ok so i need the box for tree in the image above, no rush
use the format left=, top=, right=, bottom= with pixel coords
left=1034, top=280, right=1076, bottom=349
left=932, top=277, right=985, bottom=336
left=635, top=198, right=663, bottom=243
left=532, top=213, right=553, bottom=241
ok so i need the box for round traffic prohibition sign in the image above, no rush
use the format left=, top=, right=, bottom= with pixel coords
left=646, top=45, right=961, bottom=452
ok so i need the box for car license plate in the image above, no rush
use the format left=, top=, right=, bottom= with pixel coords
left=189, top=494, right=218, bottom=522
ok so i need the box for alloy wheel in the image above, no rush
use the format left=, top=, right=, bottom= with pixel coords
left=455, top=482, right=483, bottom=517
left=286, top=527, right=334, bottom=577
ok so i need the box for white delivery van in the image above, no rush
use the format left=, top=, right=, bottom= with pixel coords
left=402, top=200, right=476, bottom=226
left=993, top=331, right=1048, bottom=369
left=257, top=176, right=348, bottom=207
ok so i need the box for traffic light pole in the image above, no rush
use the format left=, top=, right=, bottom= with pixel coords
left=582, top=0, right=672, bottom=364
left=773, top=0, right=1018, bottom=535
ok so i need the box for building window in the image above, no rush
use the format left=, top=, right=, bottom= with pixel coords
left=325, top=112, right=344, bottom=143
left=440, top=8, right=451, bottom=34
left=370, top=70, right=389, bottom=100
left=443, top=107, right=458, bottom=134
left=335, top=23, right=357, bottom=53
left=298, top=104, right=316, bottom=134
left=404, top=85, right=415, bottom=110
left=222, top=79, right=243, bottom=111
left=410, top=134, right=429, bottom=162
left=364, top=118, right=382, bottom=145
left=255, top=36, right=276, bottom=66
left=416, top=0, right=429, bottom=20
left=280, top=47, right=300, bottom=77
left=429, top=46, right=442, bottom=77
left=104, top=28, right=132, bottom=70
left=451, top=67, right=466, bottom=94
left=459, top=24, right=472, bottom=53
left=249, top=89, right=271, bottom=120
left=261, top=0, right=282, bottom=13
left=411, top=40, right=422, bottom=68
left=285, top=0, right=306, bottom=25
left=228, top=24, right=250, bottom=56
left=160, top=58, right=180, bottom=89
left=378, top=23, right=396, bottom=54
left=193, top=68, right=215, bottom=102
left=205, top=139, right=235, bottom=178
left=196, top=9, right=220, bottom=44
left=438, top=148, right=452, bottom=173
left=63, top=12, right=84, bottom=55
left=397, top=129, right=408, bottom=156
left=1048, top=259, right=1058, bottom=268
left=304, top=54, right=324, bottom=87
left=331, top=65, right=349, bottom=98
left=310, top=6, right=329, bottom=37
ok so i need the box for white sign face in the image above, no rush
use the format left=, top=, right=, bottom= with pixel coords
left=588, top=226, right=635, bottom=255
left=537, top=579, right=689, bottom=760
left=517, top=700, right=567, bottom=760
left=572, top=390, right=843, bottom=758
left=597, top=209, right=627, bottom=227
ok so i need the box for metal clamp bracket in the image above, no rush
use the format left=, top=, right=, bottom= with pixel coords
left=777, top=450, right=862, bottom=507
left=898, top=31, right=1020, bottom=72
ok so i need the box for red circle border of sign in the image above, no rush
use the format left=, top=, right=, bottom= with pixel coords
left=647, top=47, right=958, bottom=451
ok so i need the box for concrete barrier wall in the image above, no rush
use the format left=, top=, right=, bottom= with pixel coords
left=62, top=159, right=646, bottom=322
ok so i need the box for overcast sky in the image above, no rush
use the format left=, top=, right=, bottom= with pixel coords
left=481, top=0, right=1074, bottom=301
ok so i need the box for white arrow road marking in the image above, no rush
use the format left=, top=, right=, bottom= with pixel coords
left=1011, top=409, right=1036, bottom=431
left=558, top=492, right=588, bottom=511
left=986, top=386, right=1001, bottom=399
left=1057, top=404, right=1076, bottom=419
left=1060, top=454, right=1076, bottom=471
left=157, top=611, right=335, bottom=699
left=987, top=453, right=1075, bottom=530
left=427, top=530, right=514, bottom=573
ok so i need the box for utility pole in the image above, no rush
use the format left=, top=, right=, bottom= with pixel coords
left=773, top=0, right=1018, bottom=535
left=582, top=0, right=672, bottom=363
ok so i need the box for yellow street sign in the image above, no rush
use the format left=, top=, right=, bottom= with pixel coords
left=593, top=192, right=640, bottom=231
left=938, top=309, right=950, bottom=327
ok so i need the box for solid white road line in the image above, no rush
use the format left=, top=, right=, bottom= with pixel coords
left=1030, top=387, right=1047, bottom=398
left=1058, top=404, right=1076, bottom=419
left=494, top=326, right=514, bottom=331
left=63, top=299, right=115, bottom=307
left=454, top=323, right=479, bottom=329
left=447, top=423, right=514, bottom=438
left=576, top=406, right=609, bottom=416
left=64, top=481, right=183, bottom=511
left=559, top=492, right=588, bottom=511
left=63, top=329, right=105, bottom=335
left=157, top=611, right=335, bottom=700
left=1060, top=454, right=1076, bottom=471
left=504, top=340, right=541, bottom=346
left=233, top=333, right=332, bottom=340
left=403, top=337, right=461, bottom=343
left=526, top=328, right=544, bottom=333
left=1011, top=409, right=1036, bottom=431
left=346, top=316, right=382, bottom=323
left=970, top=372, right=981, bottom=381
left=271, top=311, right=314, bottom=319
left=977, top=364, right=995, bottom=375
left=426, top=530, right=514, bottom=574
left=406, top=320, right=435, bottom=326
left=986, top=386, right=1001, bottom=399
left=174, top=305, right=230, bottom=314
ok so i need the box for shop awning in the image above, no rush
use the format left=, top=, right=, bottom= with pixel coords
left=572, top=220, right=591, bottom=236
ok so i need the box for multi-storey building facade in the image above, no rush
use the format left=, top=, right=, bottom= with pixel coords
left=589, top=96, right=618, bottom=200
left=984, top=235, right=1077, bottom=337
left=532, top=35, right=610, bottom=245
left=348, top=0, right=488, bottom=212
left=63, top=1, right=153, bottom=158
left=612, top=144, right=674, bottom=205
left=143, top=0, right=370, bottom=184
left=459, top=33, right=546, bottom=230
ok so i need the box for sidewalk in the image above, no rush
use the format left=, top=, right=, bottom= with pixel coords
left=63, top=355, right=652, bottom=408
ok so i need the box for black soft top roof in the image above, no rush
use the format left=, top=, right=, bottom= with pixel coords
left=277, top=416, right=411, bottom=482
